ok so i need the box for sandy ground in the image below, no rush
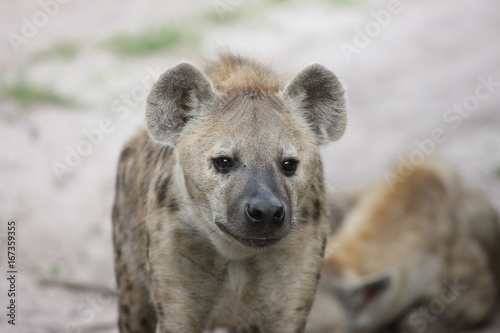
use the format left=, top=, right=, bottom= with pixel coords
left=0, top=0, right=499, bottom=332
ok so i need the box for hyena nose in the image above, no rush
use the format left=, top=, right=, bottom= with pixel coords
left=245, top=197, right=285, bottom=228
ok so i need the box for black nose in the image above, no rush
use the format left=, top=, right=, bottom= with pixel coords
left=245, top=196, right=285, bottom=228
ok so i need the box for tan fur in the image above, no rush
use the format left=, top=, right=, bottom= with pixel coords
left=205, top=54, right=281, bottom=95
left=313, top=161, right=500, bottom=333
left=112, top=54, right=347, bottom=332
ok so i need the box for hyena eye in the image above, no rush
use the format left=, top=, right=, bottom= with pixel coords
left=281, top=159, right=299, bottom=176
left=213, top=157, right=234, bottom=173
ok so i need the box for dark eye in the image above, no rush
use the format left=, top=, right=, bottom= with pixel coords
left=281, top=159, right=299, bottom=176
left=213, top=157, right=234, bottom=173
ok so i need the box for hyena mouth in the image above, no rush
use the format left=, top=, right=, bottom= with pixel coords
left=215, top=221, right=280, bottom=248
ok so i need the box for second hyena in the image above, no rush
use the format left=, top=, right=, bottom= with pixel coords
left=313, top=161, right=500, bottom=333
left=112, top=54, right=347, bottom=332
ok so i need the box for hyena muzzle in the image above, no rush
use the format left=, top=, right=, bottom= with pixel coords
left=112, top=54, right=347, bottom=333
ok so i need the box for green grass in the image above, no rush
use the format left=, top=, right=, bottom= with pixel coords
left=48, top=40, right=79, bottom=59
left=205, top=4, right=249, bottom=23
left=324, top=0, right=358, bottom=6
left=495, top=166, right=500, bottom=178
left=105, top=25, right=200, bottom=55
left=29, top=264, right=40, bottom=276
left=50, top=263, right=60, bottom=277
left=31, top=39, right=80, bottom=62
left=90, top=223, right=102, bottom=236
left=4, top=78, right=76, bottom=109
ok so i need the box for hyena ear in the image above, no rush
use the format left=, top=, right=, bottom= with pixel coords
left=146, top=62, right=216, bottom=146
left=334, top=269, right=398, bottom=330
left=284, top=64, right=347, bottom=145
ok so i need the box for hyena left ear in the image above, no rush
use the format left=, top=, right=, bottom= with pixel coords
left=146, top=62, right=217, bottom=146
left=284, top=64, right=347, bottom=145
left=334, top=268, right=398, bottom=330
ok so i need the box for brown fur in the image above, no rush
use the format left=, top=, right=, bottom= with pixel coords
left=205, top=54, right=281, bottom=95
left=311, top=161, right=500, bottom=333
left=112, top=54, right=347, bottom=332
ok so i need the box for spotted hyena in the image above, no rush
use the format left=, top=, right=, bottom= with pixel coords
left=111, top=54, right=347, bottom=332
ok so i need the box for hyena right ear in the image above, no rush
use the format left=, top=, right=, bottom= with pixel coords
left=284, top=64, right=347, bottom=145
left=146, top=63, right=217, bottom=146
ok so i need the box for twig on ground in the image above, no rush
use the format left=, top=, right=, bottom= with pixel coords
left=38, top=278, right=117, bottom=296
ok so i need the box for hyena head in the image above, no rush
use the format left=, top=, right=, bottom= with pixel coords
left=146, top=56, right=346, bottom=257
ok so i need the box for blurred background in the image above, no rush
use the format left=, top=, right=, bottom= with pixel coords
left=0, top=0, right=499, bottom=332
